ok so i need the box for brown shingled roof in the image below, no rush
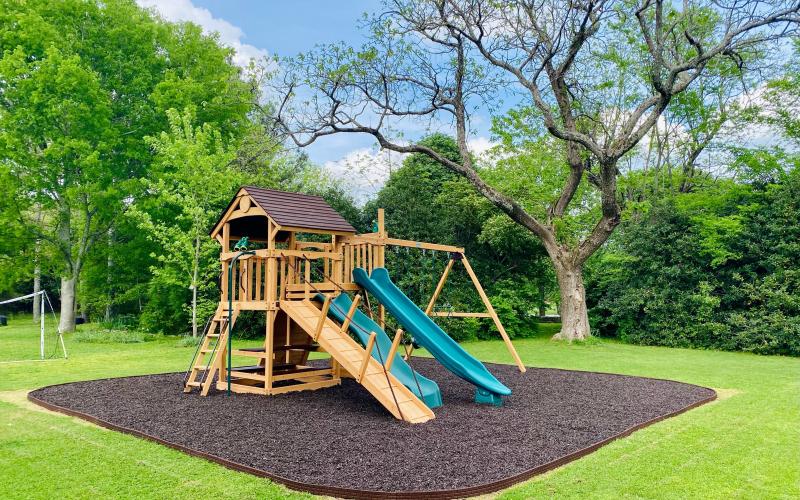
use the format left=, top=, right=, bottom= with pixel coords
left=215, top=186, right=355, bottom=234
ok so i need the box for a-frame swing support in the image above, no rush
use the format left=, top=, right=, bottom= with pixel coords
left=368, top=209, right=526, bottom=374
left=423, top=252, right=526, bottom=373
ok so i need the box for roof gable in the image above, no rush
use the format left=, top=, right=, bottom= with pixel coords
left=211, top=186, right=356, bottom=236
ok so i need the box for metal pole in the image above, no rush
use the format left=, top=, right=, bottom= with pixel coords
left=227, top=258, right=233, bottom=396
left=39, top=292, right=45, bottom=360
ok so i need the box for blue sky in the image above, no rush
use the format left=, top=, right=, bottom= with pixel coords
left=136, top=0, right=499, bottom=200
left=135, top=1, right=785, bottom=201
left=137, top=0, right=439, bottom=199
left=192, top=0, right=375, bottom=55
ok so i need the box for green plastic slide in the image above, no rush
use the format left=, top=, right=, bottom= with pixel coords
left=353, top=267, right=511, bottom=404
left=316, top=292, right=443, bottom=409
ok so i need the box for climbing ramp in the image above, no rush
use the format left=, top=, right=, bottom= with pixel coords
left=319, top=292, right=443, bottom=409
left=280, top=300, right=434, bottom=423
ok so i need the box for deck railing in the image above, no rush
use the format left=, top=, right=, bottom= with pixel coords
left=219, top=236, right=386, bottom=305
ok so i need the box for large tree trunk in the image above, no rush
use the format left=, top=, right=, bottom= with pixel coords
left=59, top=276, right=77, bottom=333
left=552, top=261, right=590, bottom=341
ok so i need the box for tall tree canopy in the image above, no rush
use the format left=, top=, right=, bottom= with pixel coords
left=0, top=0, right=253, bottom=331
left=275, top=0, right=800, bottom=340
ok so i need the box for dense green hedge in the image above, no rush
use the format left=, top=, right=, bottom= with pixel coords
left=588, top=170, right=800, bottom=356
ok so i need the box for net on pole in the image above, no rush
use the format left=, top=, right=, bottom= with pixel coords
left=0, top=291, right=67, bottom=361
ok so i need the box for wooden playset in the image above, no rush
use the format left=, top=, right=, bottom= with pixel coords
left=183, top=186, right=524, bottom=423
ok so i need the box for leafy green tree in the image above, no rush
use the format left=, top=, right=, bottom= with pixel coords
left=761, top=38, right=800, bottom=144
left=0, top=45, right=119, bottom=332
left=130, top=108, right=240, bottom=337
left=0, top=0, right=253, bottom=331
left=276, top=0, right=798, bottom=339
left=588, top=169, right=799, bottom=355
left=364, top=134, right=552, bottom=340
left=364, top=134, right=461, bottom=240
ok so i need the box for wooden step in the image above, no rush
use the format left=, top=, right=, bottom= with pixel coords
left=273, top=343, right=319, bottom=352
left=231, top=349, right=267, bottom=358
left=216, top=380, right=267, bottom=395
left=229, top=370, right=266, bottom=381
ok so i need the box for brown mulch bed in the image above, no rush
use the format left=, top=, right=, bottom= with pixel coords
left=29, top=359, right=715, bottom=499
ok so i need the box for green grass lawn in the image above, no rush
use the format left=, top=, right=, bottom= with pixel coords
left=0, top=317, right=798, bottom=499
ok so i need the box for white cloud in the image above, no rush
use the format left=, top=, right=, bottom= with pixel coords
left=323, top=147, right=407, bottom=204
left=468, top=136, right=496, bottom=156
left=136, top=0, right=267, bottom=67
left=325, top=137, right=497, bottom=202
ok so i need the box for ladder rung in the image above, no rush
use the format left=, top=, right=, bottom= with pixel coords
left=200, top=349, right=212, bottom=353
left=207, top=334, right=219, bottom=338
left=186, top=381, right=201, bottom=387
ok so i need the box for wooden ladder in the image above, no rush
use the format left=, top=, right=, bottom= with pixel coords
left=183, top=303, right=240, bottom=396
left=280, top=300, right=434, bottom=423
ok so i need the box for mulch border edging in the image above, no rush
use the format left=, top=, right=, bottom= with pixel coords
left=27, top=372, right=717, bottom=500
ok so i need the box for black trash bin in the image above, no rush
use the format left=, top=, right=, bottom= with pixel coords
left=0, top=315, right=7, bottom=326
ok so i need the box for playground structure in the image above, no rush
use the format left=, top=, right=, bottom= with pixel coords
left=184, top=186, right=525, bottom=423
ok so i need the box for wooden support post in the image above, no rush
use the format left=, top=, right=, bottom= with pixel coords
left=279, top=259, right=286, bottom=302
left=238, top=258, right=246, bottom=302
left=222, top=222, right=230, bottom=252
left=304, top=258, right=311, bottom=300
left=247, top=259, right=254, bottom=301
left=264, top=218, right=279, bottom=392
left=221, top=260, right=229, bottom=301
left=425, top=258, right=455, bottom=315
left=267, top=219, right=275, bottom=250
left=314, top=295, right=331, bottom=341
left=331, top=235, right=340, bottom=286
left=385, top=328, right=403, bottom=371
left=264, top=309, right=275, bottom=394
left=377, top=209, right=386, bottom=328
left=460, top=256, right=526, bottom=373
left=341, top=294, right=361, bottom=333
left=218, top=319, right=227, bottom=384
left=255, top=258, right=262, bottom=301
left=358, top=332, right=377, bottom=383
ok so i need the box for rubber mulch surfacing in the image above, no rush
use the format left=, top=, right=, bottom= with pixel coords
left=29, top=359, right=715, bottom=499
